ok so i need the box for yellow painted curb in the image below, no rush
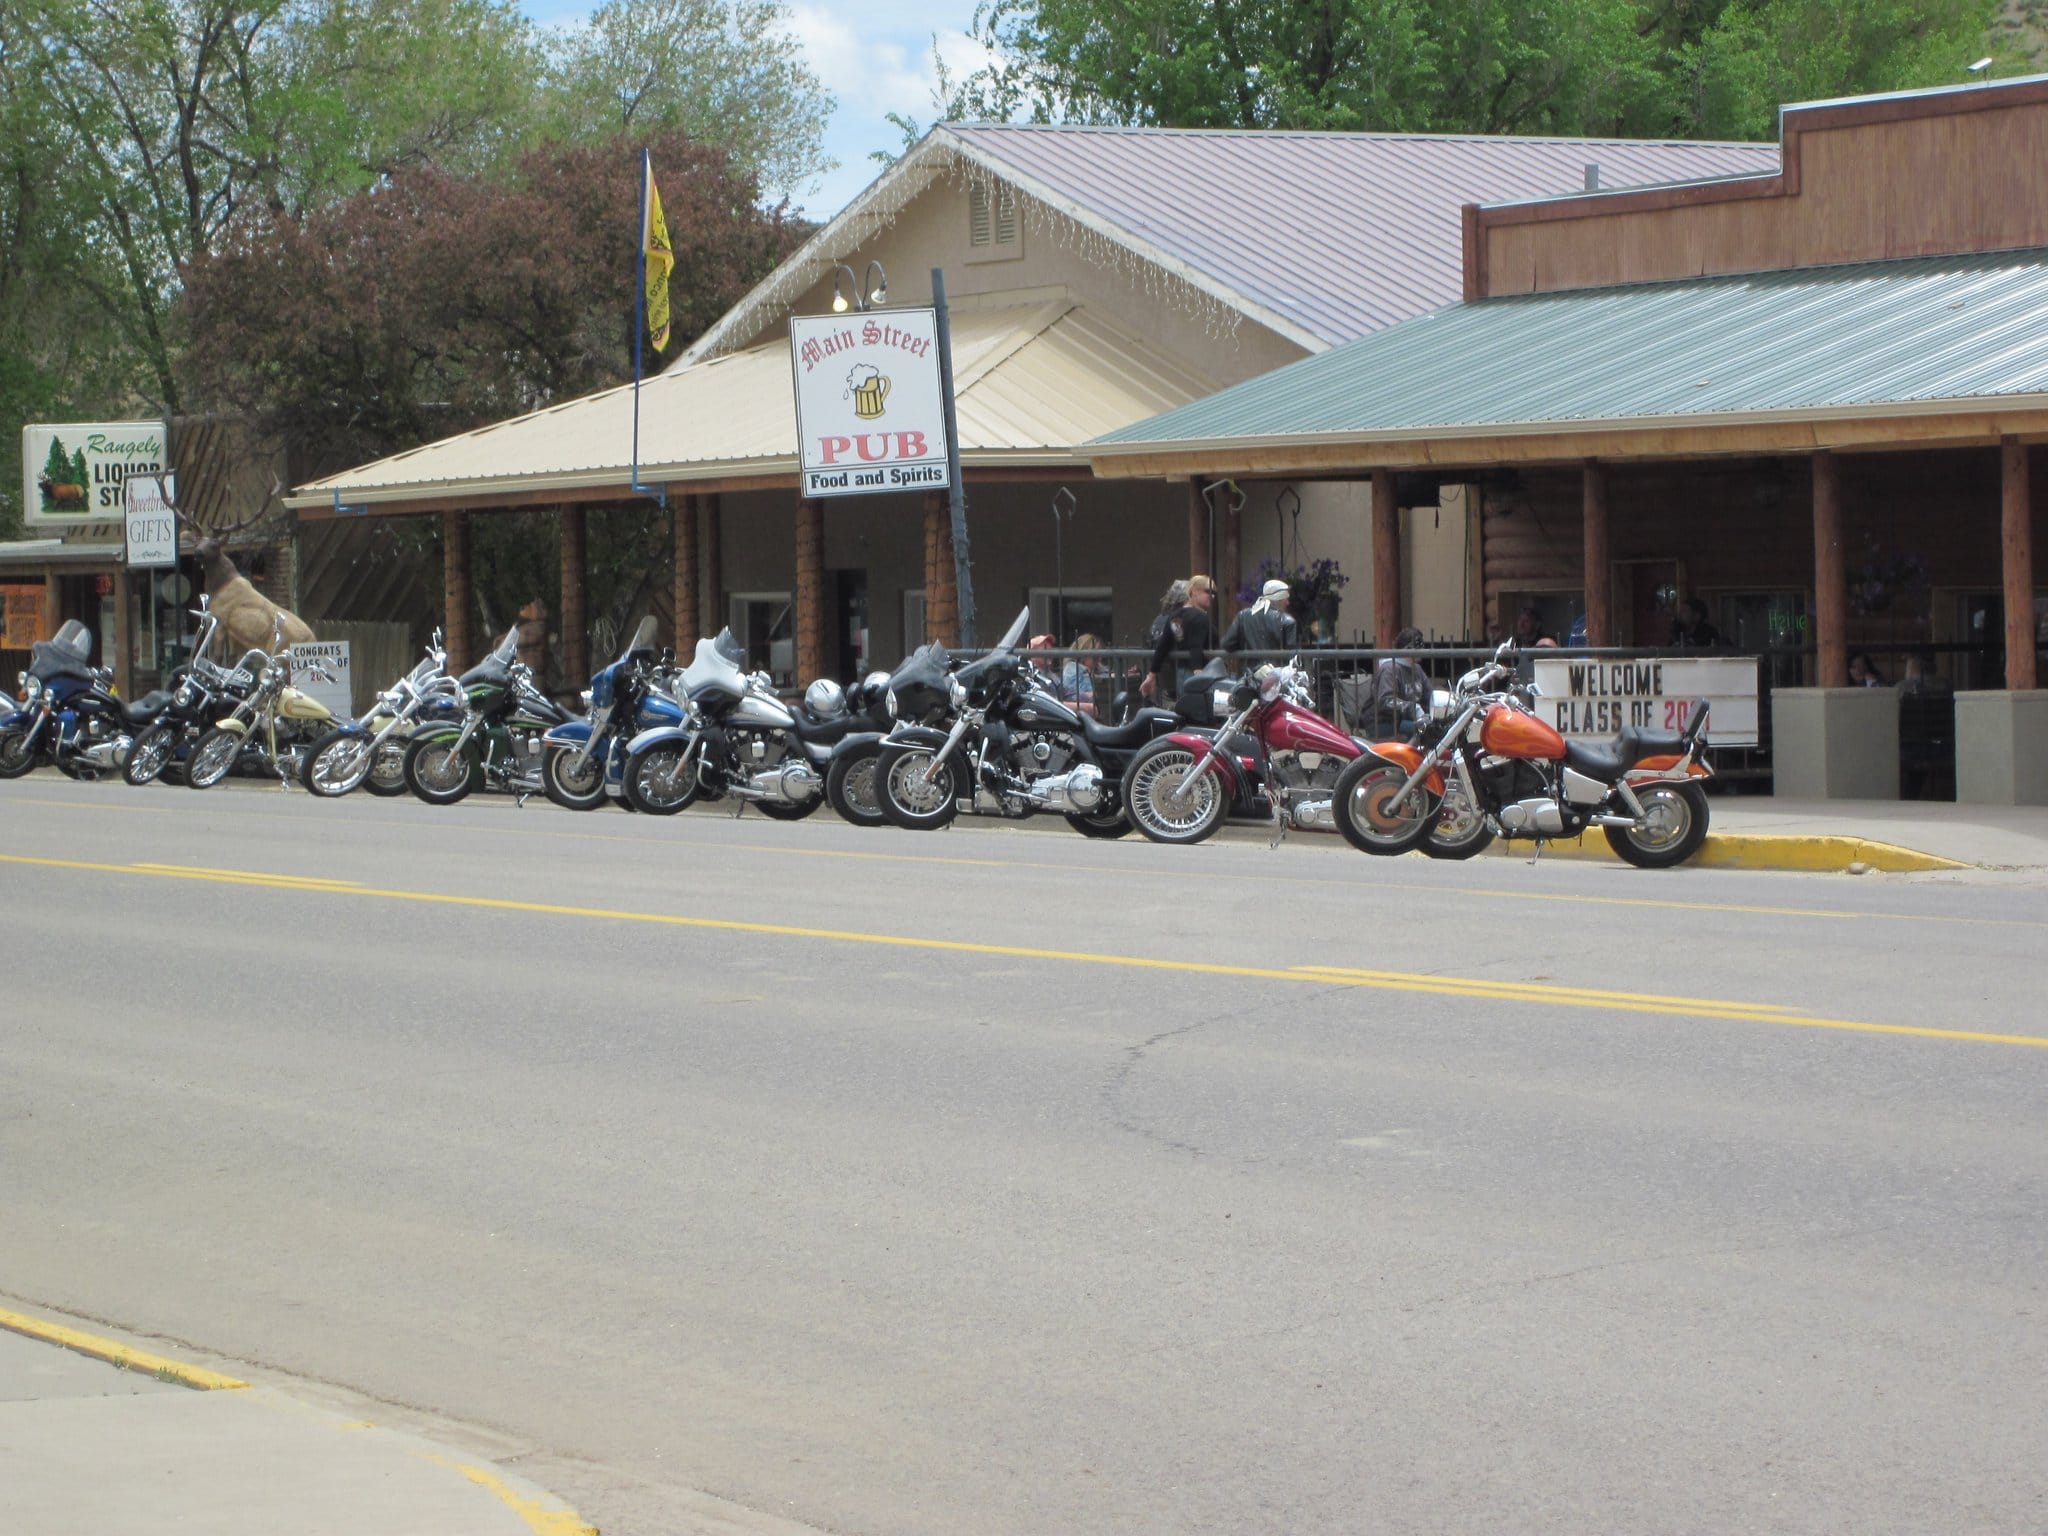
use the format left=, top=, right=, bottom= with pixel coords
left=0, top=1305, right=249, bottom=1390
left=1483, top=830, right=1966, bottom=873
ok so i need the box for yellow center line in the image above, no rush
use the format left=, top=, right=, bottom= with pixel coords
left=1291, top=965, right=1817, bottom=1014
left=3, top=850, right=2043, bottom=1050
left=132, top=862, right=364, bottom=887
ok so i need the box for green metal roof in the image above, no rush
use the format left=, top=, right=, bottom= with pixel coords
left=1090, top=248, right=2048, bottom=453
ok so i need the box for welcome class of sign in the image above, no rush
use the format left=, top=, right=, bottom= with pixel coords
left=789, top=309, right=951, bottom=499
left=1530, top=655, right=1761, bottom=749
left=22, top=421, right=168, bottom=527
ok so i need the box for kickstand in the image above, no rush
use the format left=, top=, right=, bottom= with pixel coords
left=1528, top=837, right=1545, bottom=866
left=513, top=788, right=531, bottom=809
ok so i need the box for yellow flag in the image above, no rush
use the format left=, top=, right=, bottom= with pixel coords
left=643, top=161, right=674, bottom=352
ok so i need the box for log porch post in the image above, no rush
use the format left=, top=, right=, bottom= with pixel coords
left=1812, top=451, right=1846, bottom=687
left=1371, top=468, right=1401, bottom=648
left=2002, top=436, right=2039, bottom=691
left=442, top=510, right=471, bottom=670
left=796, top=496, right=826, bottom=682
left=1221, top=488, right=1242, bottom=627
left=1582, top=461, right=1612, bottom=647
left=560, top=506, right=588, bottom=688
left=673, top=492, right=699, bottom=644
left=924, top=490, right=958, bottom=645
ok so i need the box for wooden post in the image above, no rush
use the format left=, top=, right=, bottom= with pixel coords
left=2002, top=436, right=2038, bottom=690
left=1582, top=461, right=1612, bottom=646
left=442, top=510, right=470, bottom=670
left=924, top=490, right=957, bottom=645
left=560, top=506, right=587, bottom=688
left=701, top=494, right=723, bottom=637
left=673, top=492, right=699, bottom=644
left=1371, top=468, right=1401, bottom=648
left=1221, top=489, right=1242, bottom=627
left=111, top=566, right=133, bottom=697
left=1812, top=451, right=1846, bottom=688
left=41, top=573, right=60, bottom=642
left=1187, top=478, right=1208, bottom=578
left=796, top=497, right=826, bottom=682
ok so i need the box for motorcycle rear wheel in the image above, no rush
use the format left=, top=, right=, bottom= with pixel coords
left=404, top=736, right=478, bottom=805
left=541, top=744, right=607, bottom=811
left=752, top=794, right=820, bottom=821
left=362, top=739, right=409, bottom=796
left=123, top=723, right=178, bottom=786
left=0, top=726, right=35, bottom=779
left=825, top=746, right=887, bottom=828
left=1604, top=782, right=1710, bottom=869
left=1332, top=752, right=1440, bottom=856
left=878, top=744, right=964, bottom=830
left=622, top=743, right=700, bottom=815
left=1065, top=806, right=1133, bottom=839
left=186, top=727, right=245, bottom=789
left=1124, top=742, right=1227, bottom=845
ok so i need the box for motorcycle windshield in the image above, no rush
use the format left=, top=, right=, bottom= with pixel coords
left=682, top=634, right=748, bottom=698
left=887, top=643, right=949, bottom=694
left=29, top=621, right=95, bottom=683
left=619, top=615, right=658, bottom=665
left=991, top=605, right=1029, bottom=658
left=491, top=627, right=519, bottom=665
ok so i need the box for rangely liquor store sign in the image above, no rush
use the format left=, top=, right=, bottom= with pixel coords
left=22, top=421, right=167, bottom=527
left=789, top=309, right=951, bottom=498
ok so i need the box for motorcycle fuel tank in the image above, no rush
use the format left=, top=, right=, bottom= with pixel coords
left=1480, top=705, right=1566, bottom=761
left=1262, top=698, right=1359, bottom=759
left=729, top=692, right=795, bottom=729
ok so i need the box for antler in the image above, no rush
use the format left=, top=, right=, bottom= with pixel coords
left=160, top=472, right=285, bottom=543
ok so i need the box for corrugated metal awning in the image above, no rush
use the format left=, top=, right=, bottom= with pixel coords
left=288, top=299, right=1213, bottom=512
left=1090, top=248, right=2048, bottom=465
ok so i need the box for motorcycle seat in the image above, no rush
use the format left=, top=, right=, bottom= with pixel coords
left=1564, top=726, right=1689, bottom=779
left=121, top=692, right=173, bottom=724
left=792, top=712, right=856, bottom=747
left=1082, top=707, right=1177, bottom=751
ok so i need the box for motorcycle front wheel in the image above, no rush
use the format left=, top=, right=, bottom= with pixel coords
left=622, top=743, right=701, bottom=815
left=301, top=728, right=373, bottom=797
left=825, top=745, right=887, bottom=828
left=1418, top=776, right=1496, bottom=861
left=1332, top=751, right=1440, bottom=856
left=1604, top=781, right=1710, bottom=869
left=403, top=736, right=479, bottom=805
left=1124, top=742, right=1227, bottom=845
left=186, top=726, right=245, bottom=789
left=878, top=744, right=964, bottom=830
left=541, top=744, right=608, bottom=811
left=123, top=722, right=178, bottom=786
left=0, top=726, right=35, bottom=779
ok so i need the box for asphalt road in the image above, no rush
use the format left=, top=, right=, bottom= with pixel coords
left=3, top=774, right=2046, bottom=1535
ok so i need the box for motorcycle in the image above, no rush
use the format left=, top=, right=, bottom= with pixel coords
left=1331, top=642, right=1714, bottom=869
left=298, top=631, right=464, bottom=798
left=122, top=599, right=261, bottom=787
left=537, top=616, right=690, bottom=811
left=401, top=626, right=572, bottom=805
left=184, top=624, right=343, bottom=789
left=0, top=621, right=178, bottom=782
left=872, top=606, right=1182, bottom=836
left=618, top=630, right=871, bottom=818
left=1120, top=657, right=1363, bottom=846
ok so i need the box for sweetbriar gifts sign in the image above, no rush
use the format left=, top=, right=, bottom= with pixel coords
left=22, top=421, right=167, bottom=527
left=1531, top=655, right=1760, bottom=748
left=789, top=309, right=950, bottom=498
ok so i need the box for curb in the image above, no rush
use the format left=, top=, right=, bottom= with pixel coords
left=0, top=1304, right=248, bottom=1391
left=1484, top=830, right=1968, bottom=873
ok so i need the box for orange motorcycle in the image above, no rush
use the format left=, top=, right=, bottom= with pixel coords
left=1332, top=642, right=1714, bottom=868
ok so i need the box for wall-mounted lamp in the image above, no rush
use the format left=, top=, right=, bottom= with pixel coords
left=1966, top=57, right=1994, bottom=79
left=830, top=260, right=889, bottom=313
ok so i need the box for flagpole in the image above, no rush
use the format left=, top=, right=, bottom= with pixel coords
left=632, top=147, right=648, bottom=497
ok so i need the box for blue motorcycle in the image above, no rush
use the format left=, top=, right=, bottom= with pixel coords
left=0, top=620, right=175, bottom=781
left=538, top=616, right=691, bottom=810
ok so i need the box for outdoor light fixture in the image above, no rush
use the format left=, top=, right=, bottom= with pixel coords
left=1967, top=57, right=1993, bottom=76
left=829, top=260, right=889, bottom=313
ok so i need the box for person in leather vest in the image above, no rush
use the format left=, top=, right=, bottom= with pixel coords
left=1222, top=577, right=1298, bottom=658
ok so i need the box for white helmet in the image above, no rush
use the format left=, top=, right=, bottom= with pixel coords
left=804, top=678, right=847, bottom=719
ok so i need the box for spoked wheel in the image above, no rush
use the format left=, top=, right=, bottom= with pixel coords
left=1419, top=775, right=1496, bottom=861
left=1332, top=751, right=1440, bottom=855
left=186, top=726, right=245, bottom=789
left=122, top=723, right=179, bottom=786
left=1124, top=742, right=1227, bottom=845
left=362, top=738, right=410, bottom=796
left=403, top=736, right=478, bottom=805
left=825, top=746, right=887, bottom=828
left=1605, top=781, right=1710, bottom=869
left=301, top=728, right=374, bottom=797
left=0, top=726, right=35, bottom=779
left=542, top=744, right=607, bottom=811
left=878, top=745, right=964, bottom=830
left=622, top=743, right=701, bottom=815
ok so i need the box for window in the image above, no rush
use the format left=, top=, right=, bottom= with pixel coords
left=728, top=592, right=794, bottom=687
left=1715, top=591, right=1806, bottom=687
left=1029, top=587, right=1112, bottom=645
left=967, top=182, right=1022, bottom=262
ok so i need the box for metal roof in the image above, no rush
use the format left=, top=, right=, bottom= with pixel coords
left=1090, top=248, right=2048, bottom=456
left=683, top=126, right=1777, bottom=363
left=288, top=299, right=1213, bottom=509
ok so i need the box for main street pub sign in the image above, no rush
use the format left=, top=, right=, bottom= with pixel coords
left=789, top=309, right=950, bottom=498
left=22, top=420, right=167, bottom=526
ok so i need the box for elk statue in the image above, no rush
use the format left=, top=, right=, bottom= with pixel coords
left=160, top=478, right=315, bottom=657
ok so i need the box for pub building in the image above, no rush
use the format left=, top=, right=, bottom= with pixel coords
left=1091, top=75, right=2048, bottom=804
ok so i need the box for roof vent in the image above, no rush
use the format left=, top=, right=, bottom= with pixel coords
left=1584, top=163, right=1602, bottom=191
left=967, top=182, right=1022, bottom=263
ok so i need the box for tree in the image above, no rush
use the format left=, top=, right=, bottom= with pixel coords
left=942, top=0, right=2012, bottom=141
left=541, top=0, right=834, bottom=200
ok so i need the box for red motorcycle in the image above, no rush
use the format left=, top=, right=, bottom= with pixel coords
left=1122, top=661, right=1359, bottom=844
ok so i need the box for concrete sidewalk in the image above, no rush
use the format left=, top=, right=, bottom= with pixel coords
left=0, top=1308, right=593, bottom=1536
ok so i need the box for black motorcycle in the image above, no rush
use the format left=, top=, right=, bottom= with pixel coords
left=872, top=606, right=1179, bottom=837
left=121, top=599, right=260, bottom=787
left=0, top=621, right=177, bottom=782
left=401, top=627, right=572, bottom=805
left=821, top=665, right=921, bottom=827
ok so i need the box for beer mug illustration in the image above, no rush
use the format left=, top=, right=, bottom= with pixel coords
left=847, top=364, right=890, bottom=419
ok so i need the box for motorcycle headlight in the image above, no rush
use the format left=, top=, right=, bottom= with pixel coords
left=1430, top=689, right=1453, bottom=722
left=947, top=675, right=967, bottom=708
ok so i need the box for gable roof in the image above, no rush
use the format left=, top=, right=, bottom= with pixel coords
left=684, top=124, right=1778, bottom=363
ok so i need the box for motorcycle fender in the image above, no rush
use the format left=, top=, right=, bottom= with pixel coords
left=214, top=717, right=255, bottom=739
left=1362, top=741, right=1446, bottom=795
left=1160, top=730, right=1252, bottom=795
left=828, top=730, right=883, bottom=761
left=541, top=721, right=594, bottom=748
left=624, top=723, right=696, bottom=755
left=883, top=726, right=954, bottom=752
left=1626, top=755, right=1712, bottom=780
left=408, top=723, right=461, bottom=745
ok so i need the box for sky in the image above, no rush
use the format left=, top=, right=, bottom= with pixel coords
left=521, top=0, right=993, bottom=220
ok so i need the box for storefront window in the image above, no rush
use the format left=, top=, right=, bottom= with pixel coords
left=728, top=592, right=794, bottom=687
